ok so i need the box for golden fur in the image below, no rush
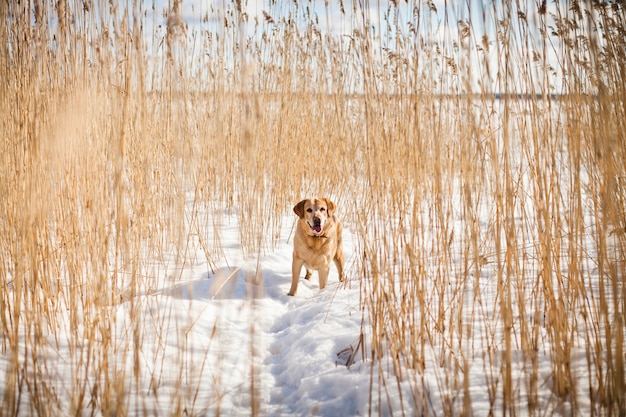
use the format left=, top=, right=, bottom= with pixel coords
left=288, top=198, right=345, bottom=296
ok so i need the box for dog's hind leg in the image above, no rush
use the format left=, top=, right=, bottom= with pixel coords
left=334, top=222, right=345, bottom=282
left=334, top=250, right=345, bottom=282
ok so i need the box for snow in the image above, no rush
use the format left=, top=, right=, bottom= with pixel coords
left=0, top=193, right=619, bottom=416
left=135, top=216, right=374, bottom=416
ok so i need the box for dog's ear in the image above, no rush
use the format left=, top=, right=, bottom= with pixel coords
left=323, top=198, right=336, bottom=215
left=293, top=200, right=307, bottom=219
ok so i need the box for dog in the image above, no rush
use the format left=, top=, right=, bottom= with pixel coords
left=288, top=198, right=344, bottom=296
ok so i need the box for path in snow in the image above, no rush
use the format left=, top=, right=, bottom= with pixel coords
left=160, top=219, right=368, bottom=416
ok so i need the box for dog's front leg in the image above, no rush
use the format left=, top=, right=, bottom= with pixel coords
left=318, top=267, right=330, bottom=290
left=288, top=255, right=304, bottom=296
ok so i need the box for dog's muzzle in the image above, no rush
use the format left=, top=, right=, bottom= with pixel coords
left=309, top=217, right=323, bottom=234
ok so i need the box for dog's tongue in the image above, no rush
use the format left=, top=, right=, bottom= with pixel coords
left=312, top=224, right=322, bottom=233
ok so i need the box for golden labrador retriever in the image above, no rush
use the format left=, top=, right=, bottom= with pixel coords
left=288, top=198, right=345, bottom=296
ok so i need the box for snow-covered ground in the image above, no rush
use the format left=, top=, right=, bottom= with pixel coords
left=2, top=198, right=616, bottom=416
left=0, top=206, right=381, bottom=416
left=138, top=214, right=372, bottom=416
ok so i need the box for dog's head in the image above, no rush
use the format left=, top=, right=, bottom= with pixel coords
left=293, top=198, right=336, bottom=236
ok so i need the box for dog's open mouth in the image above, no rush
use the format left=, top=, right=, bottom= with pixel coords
left=309, top=219, right=323, bottom=234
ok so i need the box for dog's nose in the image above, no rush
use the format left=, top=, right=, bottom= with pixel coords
left=313, top=217, right=322, bottom=226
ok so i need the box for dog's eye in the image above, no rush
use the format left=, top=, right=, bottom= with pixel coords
left=306, top=208, right=313, bottom=213
left=320, top=207, right=326, bottom=211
